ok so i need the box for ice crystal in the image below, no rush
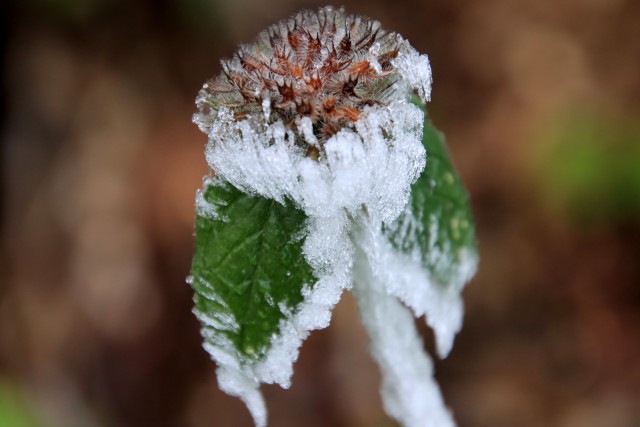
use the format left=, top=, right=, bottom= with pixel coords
left=190, top=6, right=474, bottom=427
left=194, top=6, right=431, bottom=147
left=351, top=212, right=456, bottom=427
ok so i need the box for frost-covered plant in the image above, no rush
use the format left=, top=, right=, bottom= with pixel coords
left=189, top=6, right=478, bottom=427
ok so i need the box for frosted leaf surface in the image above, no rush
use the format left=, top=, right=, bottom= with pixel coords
left=384, top=106, right=478, bottom=357
left=202, top=100, right=425, bottom=221
left=351, top=212, right=456, bottom=427
left=190, top=6, right=476, bottom=427
left=193, top=98, right=427, bottom=424
left=191, top=179, right=319, bottom=426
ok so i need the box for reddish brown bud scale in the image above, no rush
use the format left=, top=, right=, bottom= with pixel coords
left=199, top=6, right=408, bottom=143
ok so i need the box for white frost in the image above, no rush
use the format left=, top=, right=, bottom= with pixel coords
left=202, top=101, right=425, bottom=223
left=351, top=212, right=456, bottom=427
left=254, top=214, right=354, bottom=386
left=383, top=205, right=479, bottom=358
left=393, top=41, right=433, bottom=103
left=192, top=33, right=473, bottom=427
left=196, top=100, right=427, bottom=425
left=217, top=366, right=266, bottom=427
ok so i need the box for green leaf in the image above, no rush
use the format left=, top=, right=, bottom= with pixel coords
left=190, top=179, right=316, bottom=361
left=385, top=102, right=477, bottom=286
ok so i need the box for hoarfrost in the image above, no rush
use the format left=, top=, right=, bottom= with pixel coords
left=194, top=275, right=267, bottom=426
left=191, top=8, right=475, bottom=426
left=216, top=366, right=266, bottom=427
left=384, top=201, right=479, bottom=358
left=351, top=212, right=456, bottom=427
left=261, top=95, right=271, bottom=122
left=195, top=176, right=226, bottom=220
left=368, top=42, right=383, bottom=73
left=254, top=214, right=354, bottom=387
left=195, top=100, right=428, bottom=424
left=202, top=101, right=425, bottom=222
left=393, top=42, right=433, bottom=103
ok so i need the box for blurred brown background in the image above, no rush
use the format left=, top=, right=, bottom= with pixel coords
left=1, top=0, right=640, bottom=426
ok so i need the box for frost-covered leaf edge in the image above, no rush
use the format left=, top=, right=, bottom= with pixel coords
left=190, top=177, right=354, bottom=427
left=190, top=177, right=316, bottom=426
left=350, top=210, right=457, bottom=427
left=381, top=102, right=479, bottom=358
left=191, top=178, right=315, bottom=360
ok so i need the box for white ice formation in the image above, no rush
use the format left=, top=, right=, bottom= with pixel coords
left=192, top=6, right=475, bottom=427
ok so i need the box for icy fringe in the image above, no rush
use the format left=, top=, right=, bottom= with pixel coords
left=384, top=200, right=479, bottom=358
left=194, top=39, right=474, bottom=427
left=351, top=211, right=456, bottom=427
left=195, top=98, right=425, bottom=426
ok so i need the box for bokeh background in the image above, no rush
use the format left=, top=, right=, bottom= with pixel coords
left=2, top=0, right=640, bottom=426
